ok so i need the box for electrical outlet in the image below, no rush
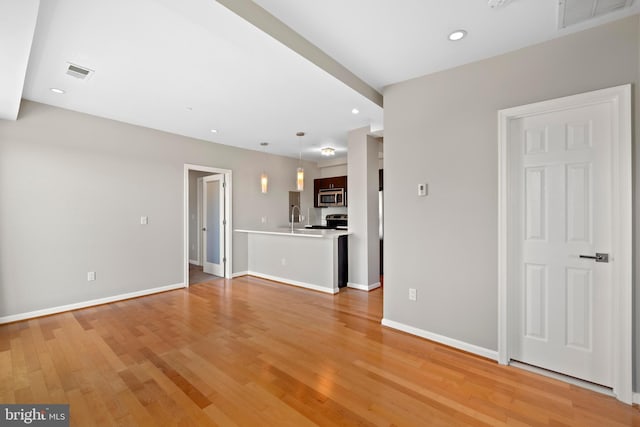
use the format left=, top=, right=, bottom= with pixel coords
left=87, top=271, right=96, bottom=281
left=418, top=184, right=428, bottom=197
left=409, top=288, right=417, bottom=301
left=261, top=216, right=267, bottom=224
left=281, top=258, right=287, bottom=266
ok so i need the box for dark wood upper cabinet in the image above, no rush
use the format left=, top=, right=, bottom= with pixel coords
left=313, top=176, right=347, bottom=207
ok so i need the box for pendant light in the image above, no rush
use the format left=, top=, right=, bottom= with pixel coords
left=296, top=132, right=305, bottom=191
left=260, top=142, right=269, bottom=193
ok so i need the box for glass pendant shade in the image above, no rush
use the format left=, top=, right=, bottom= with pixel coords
left=260, top=172, right=268, bottom=193
left=296, top=167, right=304, bottom=191
left=259, top=142, right=269, bottom=194
left=295, top=132, right=305, bottom=192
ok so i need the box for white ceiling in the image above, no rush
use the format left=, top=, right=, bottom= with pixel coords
left=254, top=0, right=640, bottom=91
left=20, top=0, right=382, bottom=162
left=7, top=0, right=640, bottom=162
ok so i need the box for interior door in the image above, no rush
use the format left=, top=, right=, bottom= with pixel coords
left=509, top=102, right=613, bottom=387
left=202, top=174, right=225, bottom=276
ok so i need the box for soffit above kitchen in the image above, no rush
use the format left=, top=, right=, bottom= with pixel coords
left=253, top=0, right=640, bottom=91
left=18, top=0, right=383, bottom=162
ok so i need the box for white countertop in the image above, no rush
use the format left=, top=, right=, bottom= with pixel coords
left=234, top=227, right=350, bottom=239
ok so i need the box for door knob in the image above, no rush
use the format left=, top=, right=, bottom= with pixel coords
left=202, top=227, right=207, bottom=231
left=579, top=253, right=609, bottom=263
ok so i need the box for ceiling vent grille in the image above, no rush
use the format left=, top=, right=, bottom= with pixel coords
left=65, top=63, right=93, bottom=79
left=559, top=0, right=634, bottom=29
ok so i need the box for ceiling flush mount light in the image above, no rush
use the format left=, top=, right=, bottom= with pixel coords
left=321, top=147, right=336, bottom=156
left=448, top=30, right=467, bottom=41
left=296, top=132, right=305, bottom=191
left=210, top=129, right=218, bottom=133
left=260, top=142, right=269, bottom=194
left=351, top=108, right=360, bottom=115
left=50, top=88, right=65, bottom=94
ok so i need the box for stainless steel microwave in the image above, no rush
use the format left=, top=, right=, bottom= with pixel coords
left=317, top=188, right=346, bottom=207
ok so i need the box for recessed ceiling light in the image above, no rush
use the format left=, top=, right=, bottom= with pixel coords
left=210, top=129, right=218, bottom=133
left=352, top=108, right=360, bottom=115
left=50, top=88, right=65, bottom=94
left=321, top=147, right=336, bottom=156
left=448, top=30, right=467, bottom=41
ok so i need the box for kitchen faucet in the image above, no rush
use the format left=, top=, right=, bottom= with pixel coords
left=290, top=205, right=301, bottom=232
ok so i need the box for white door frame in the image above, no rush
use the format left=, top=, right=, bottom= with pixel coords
left=184, top=164, right=233, bottom=283
left=497, top=85, right=632, bottom=404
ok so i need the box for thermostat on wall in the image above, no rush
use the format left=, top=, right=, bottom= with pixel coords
left=418, top=183, right=428, bottom=196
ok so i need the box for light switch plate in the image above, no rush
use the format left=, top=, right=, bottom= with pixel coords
left=418, top=183, right=428, bottom=196
left=87, top=271, right=96, bottom=281
left=140, top=216, right=148, bottom=225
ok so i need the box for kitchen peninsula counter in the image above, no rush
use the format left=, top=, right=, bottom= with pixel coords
left=234, top=228, right=350, bottom=294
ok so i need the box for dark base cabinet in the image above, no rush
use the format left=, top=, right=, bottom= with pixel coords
left=338, top=235, right=348, bottom=288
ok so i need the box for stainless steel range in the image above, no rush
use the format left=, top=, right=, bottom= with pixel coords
left=305, top=214, right=348, bottom=230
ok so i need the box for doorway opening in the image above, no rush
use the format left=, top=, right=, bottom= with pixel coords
left=183, top=164, right=232, bottom=286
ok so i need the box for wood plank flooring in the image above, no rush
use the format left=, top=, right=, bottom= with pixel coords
left=188, top=263, right=220, bottom=285
left=1, top=275, right=638, bottom=426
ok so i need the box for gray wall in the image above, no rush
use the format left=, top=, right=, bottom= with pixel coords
left=347, top=128, right=380, bottom=288
left=383, top=15, right=639, bottom=390
left=320, top=164, right=347, bottom=178
left=0, top=100, right=318, bottom=317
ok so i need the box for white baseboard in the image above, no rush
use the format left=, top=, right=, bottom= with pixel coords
left=0, top=282, right=186, bottom=324
left=381, top=318, right=498, bottom=361
left=634, top=392, right=640, bottom=405
left=188, top=259, right=199, bottom=265
left=231, top=271, right=249, bottom=278
left=247, top=272, right=338, bottom=294
left=347, top=282, right=381, bottom=291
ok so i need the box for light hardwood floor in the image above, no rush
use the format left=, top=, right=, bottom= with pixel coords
left=188, top=263, right=220, bottom=285
left=1, top=276, right=638, bottom=426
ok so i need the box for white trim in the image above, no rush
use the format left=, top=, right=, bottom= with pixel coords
left=0, top=283, right=185, bottom=324
left=497, top=84, right=633, bottom=404
left=633, top=393, right=640, bottom=405
left=188, top=259, right=198, bottom=265
left=381, top=318, right=498, bottom=361
left=509, top=361, right=615, bottom=397
left=247, top=272, right=339, bottom=294
left=184, top=164, right=233, bottom=286
left=347, top=282, right=381, bottom=291
left=231, top=271, right=249, bottom=278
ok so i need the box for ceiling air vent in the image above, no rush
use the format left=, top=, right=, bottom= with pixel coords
left=558, top=0, right=634, bottom=29
left=65, top=63, right=93, bottom=80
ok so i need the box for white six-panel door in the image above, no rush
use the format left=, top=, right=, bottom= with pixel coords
left=509, top=102, right=613, bottom=387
